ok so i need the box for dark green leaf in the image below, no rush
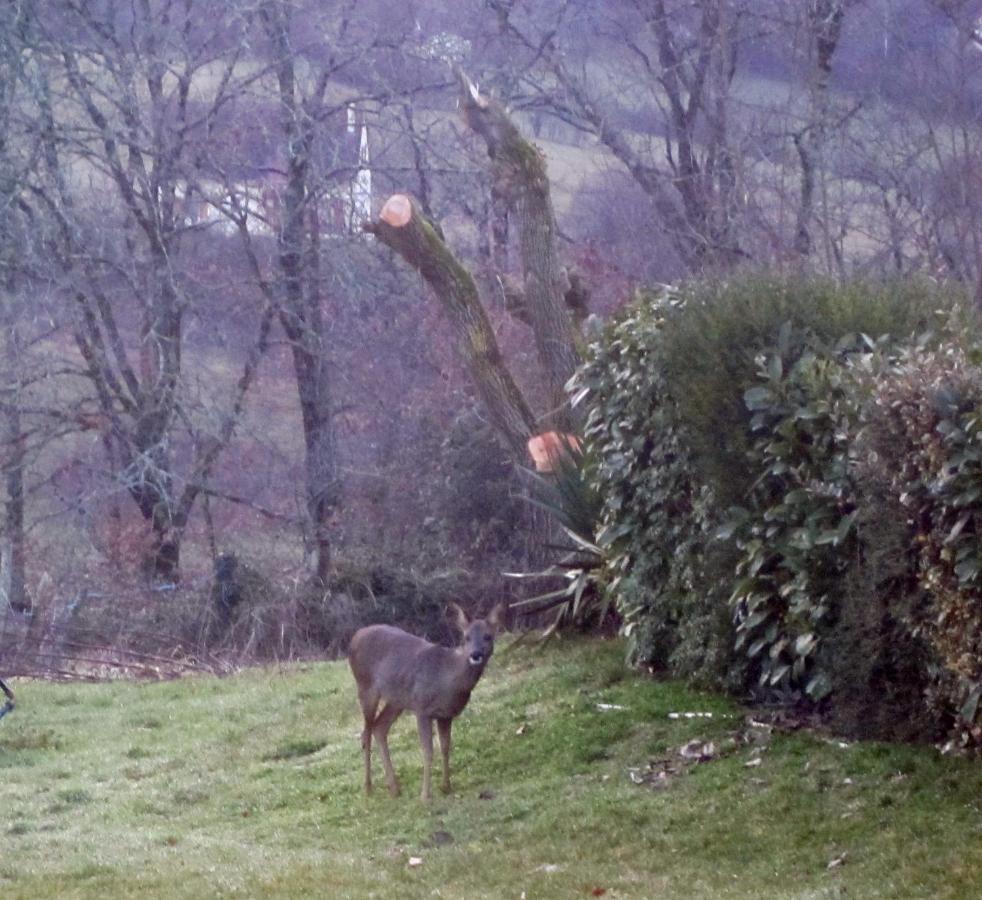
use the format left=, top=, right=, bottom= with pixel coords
left=806, top=672, right=833, bottom=700
left=744, top=386, right=774, bottom=410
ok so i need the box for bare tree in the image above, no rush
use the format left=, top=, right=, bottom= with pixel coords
left=485, top=0, right=749, bottom=271
left=792, top=1, right=855, bottom=261
left=254, top=0, right=435, bottom=582
left=0, top=1, right=38, bottom=613
left=257, top=1, right=344, bottom=584
left=841, top=1, right=982, bottom=300
left=30, top=1, right=274, bottom=582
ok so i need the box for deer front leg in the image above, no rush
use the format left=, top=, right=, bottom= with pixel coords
left=417, top=713, right=435, bottom=801
left=436, top=718, right=453, bottom=794
left=374, top=703, right=404, bottom=797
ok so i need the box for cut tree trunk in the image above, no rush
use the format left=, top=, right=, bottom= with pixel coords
left=365, top=194, right=537, bottom=459
left=455, top=69, right=580, bottom=431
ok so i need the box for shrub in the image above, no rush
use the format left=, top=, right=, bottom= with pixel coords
left=60, top=559, right=482, bottom=666
left=826, top=482, right=941, bottom=741
left=728, top=332, right=864, bottom=702
left=431, top=411, right=529, bottom=564
left=578, top=276, right=978, bottom=734
left=577, top=286, right=738, bottom=681
left=853, top=344, right=982, bottom=744
left=206, top=560, right=480, bottom=660
left=313, top=560, right=466, bottom=651
left=655, top=277, right=954, bottom=507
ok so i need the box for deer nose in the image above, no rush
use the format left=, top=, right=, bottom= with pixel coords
left=468, top=651, right=485, bottom=666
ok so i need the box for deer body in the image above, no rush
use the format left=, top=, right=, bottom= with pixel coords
left=348, top=604, right=502, bottom=800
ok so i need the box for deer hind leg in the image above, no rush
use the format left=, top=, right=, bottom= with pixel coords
left=436, top=718, right=452, bottom=795
left=417, top=714, right=435, bottom=801
left=373, top=702, right=404, bottom=797
left=358, top=689, right=380, bottom=794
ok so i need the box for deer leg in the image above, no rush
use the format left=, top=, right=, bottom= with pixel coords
left=358, top=690, right=380, bottom=794
left=417, top=714, right=435, bottom=801
left=374, top=703, right=404, bottom=797
left=436, top=718, right=452, bottom=795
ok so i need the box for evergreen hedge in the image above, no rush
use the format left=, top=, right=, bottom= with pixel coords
left=577, top=277, right=981, bottom=744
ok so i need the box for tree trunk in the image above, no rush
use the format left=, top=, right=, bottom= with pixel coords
left=490, top=183, right=510, bottom=274
left=795, top=0, right=850, bottom=261
left=263, top=0, right=340, bottom=583
left=456, top=70, right=580, bottom=431
left=366, top=194, right=537, bottom=459
left=281, top=310, right=339, bottom=585
left=0, top=7, right=31, bottom=613
left=129, top=480, right=182, bottom=584
left=0, top=399, right=28, bottom=613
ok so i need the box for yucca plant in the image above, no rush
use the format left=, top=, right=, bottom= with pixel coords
left=507, top=434, right=612, bottom=635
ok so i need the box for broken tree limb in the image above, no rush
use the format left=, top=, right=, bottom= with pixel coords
left=365, top=194, right=537, bottom=459
left=501, top=268, right=591, bottom=330
left=455, top=68, right=581, bottom=431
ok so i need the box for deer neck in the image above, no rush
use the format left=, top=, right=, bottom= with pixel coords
left=452, top=648, right=487, bottom=688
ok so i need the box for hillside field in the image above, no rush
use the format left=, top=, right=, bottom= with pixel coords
left=1, top=638, right=980, bottom=899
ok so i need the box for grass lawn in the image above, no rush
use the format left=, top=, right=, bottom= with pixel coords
left=1, top=637, right=980, bottom=898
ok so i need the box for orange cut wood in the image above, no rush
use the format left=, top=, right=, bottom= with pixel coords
left=528, top=431, right=582, bottom=472
left=379, top=194, right=412, bottom=227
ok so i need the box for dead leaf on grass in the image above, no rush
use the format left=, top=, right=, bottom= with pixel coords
left=679, top=739, right=716, bottom=761
left=628, top=764, right=675, bottom=788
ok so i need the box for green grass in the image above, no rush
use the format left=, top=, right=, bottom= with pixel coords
left=1, top=638, right=980, bottom=898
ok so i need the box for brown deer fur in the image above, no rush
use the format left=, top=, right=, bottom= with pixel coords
left=348, top=603, right=504, bottom=800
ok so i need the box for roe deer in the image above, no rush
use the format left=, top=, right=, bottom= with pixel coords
left=348, top=603, right=504, bottom=800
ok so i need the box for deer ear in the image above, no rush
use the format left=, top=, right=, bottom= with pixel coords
left=448, top=602, right=470, bottom=633
left=486, top=602, right=507, bottom=632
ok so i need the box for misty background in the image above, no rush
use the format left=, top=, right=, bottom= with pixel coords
left=1, top=0, right=980, bottom=674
